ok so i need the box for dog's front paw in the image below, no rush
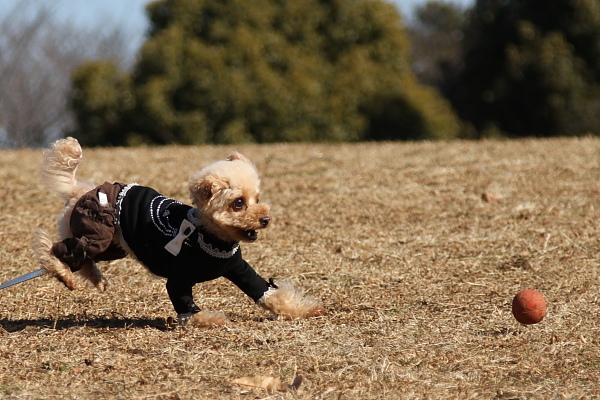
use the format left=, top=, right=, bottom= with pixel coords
left=258, top=280, right=325, bottom=320
left=178, top=311, right=230, bottom=328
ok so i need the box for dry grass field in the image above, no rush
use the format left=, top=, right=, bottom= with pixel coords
left=1, top=138, right=600, bottom=399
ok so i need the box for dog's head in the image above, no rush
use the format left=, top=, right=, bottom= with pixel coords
left=189, top=152, right=270, bottom=243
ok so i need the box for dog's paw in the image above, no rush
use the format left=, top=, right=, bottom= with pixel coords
left=33, top=230, right=78, bottom=290
left=77, top=261, right=109, bottom=292
left=303, top=303, right=325, bottom=318
left=258, top=280, right=325, bottom=320
left=94, top=276, right=109, bottom=292
left=178, top=311, right=230, bottom=328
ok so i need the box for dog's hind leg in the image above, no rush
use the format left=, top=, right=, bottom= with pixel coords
left=79, top=261, right=108, bottom=292
left=33, top=230, right=78, bottom=290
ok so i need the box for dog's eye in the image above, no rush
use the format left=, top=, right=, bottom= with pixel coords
left=232, top=198, right=245, bottom=210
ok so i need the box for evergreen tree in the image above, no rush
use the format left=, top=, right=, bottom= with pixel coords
left=449, top=0, right=600, bottom=137
left=71, top=61, right=135, bottom=146
left=71, top=0, right=461, bottom=145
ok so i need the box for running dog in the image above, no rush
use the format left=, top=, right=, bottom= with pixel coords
left=34, top=137, right=324, bottom=327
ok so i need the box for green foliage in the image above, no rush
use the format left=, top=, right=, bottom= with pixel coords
left=70, top=0, right=461, bottom=145
left=449, top=0, right=600, bottom=137
left=70, top=61, right=135, bottom=146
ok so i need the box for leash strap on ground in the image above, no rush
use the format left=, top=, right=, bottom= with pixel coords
left=0, top=269, right=46, bottom=290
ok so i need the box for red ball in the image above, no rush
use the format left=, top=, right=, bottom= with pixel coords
left=512, top=289, right=547, bottom=324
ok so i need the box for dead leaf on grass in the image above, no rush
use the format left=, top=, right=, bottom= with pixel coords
left=481, top=192, right=502, bottom=202
left=231, top=375, right=303, bottom=394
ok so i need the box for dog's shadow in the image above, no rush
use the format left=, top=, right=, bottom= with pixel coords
left=0, top=315, right=170, bottom=333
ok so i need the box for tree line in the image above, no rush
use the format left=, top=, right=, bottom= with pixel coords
left=2, top=0, right=599, bottom=147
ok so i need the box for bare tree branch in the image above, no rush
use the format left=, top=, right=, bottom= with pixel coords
left=0, top=0, right=134, bottom=148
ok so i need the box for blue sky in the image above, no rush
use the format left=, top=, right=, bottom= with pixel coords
left=0, top=0, right=474, bottom=54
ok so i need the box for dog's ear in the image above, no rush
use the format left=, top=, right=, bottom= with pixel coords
left=226, top=151, right=251, bottom=163
left=189, top=174, right=229, bottom=206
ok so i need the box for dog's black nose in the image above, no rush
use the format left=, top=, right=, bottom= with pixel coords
left=260, top=216, right=270, bottom=228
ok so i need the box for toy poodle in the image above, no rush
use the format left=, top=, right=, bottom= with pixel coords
left=33, top=137, right=324, bottom=327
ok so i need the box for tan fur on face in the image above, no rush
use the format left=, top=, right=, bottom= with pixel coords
left=189, top=152, right=270, bottom=242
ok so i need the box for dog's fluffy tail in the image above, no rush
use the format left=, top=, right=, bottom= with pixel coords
left=42, top=137, right=92, bottom=202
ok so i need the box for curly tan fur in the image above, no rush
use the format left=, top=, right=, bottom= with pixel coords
left=188, top=152, right=270, bottom=243
left=259, top=281, right=325, bottom=320
left=32, top=230, right=78, bottom=290
left=42, top=137, right=93, bottom=202
left=42, top=138, right=94, bottom=241
left=188, top=311, right=230, bottom=328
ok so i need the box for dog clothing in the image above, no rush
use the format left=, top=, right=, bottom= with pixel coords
left=51, top=182, right=271, bottom=315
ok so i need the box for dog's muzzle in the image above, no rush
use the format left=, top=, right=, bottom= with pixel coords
left=243, top=217, right=270, bottom=241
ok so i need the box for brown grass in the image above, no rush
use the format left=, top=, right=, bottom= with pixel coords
left=1, top=138, right=600, bottom=399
